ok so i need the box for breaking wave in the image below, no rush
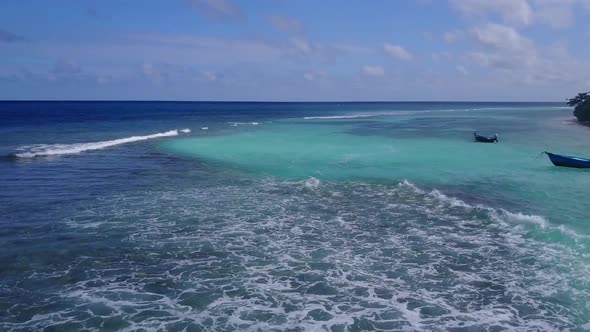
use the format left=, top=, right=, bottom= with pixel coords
left=303, top=111, right=427, bottom=120
left=301, top=108, right=479, bottom=120
left=396, top=180, right=584, bottom=239
left=303, top=106, right=571, bottom=120
left=14, top=129, right=191, bottom=158
left=229, top=122, right=260, bottom=126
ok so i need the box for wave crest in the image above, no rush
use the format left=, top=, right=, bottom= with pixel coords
left=398, top=180, right=552, bottom=229
left=303, top=111, right=426, bottom=120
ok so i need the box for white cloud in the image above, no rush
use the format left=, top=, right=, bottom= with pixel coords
left=202, top=71, right=218, bottom=81
left=362, top=65, right=385, bottom=77
left=468, top=51, right=536, bottom=70
left=451, top=0, right=533, bottom=25
left=15, top=32, right=375, bottom=84
left=330, top=44, right=374, bottom=55
left=383, top=43, right=413, bottom=61
left=53, top=59, right=82, bottom=75
left=142, top=63, right=163, bottom=83
left=134, top=35, right=283, bottom=65
left=269, top=15, right=304, bottom=34
left=533, top=0, right=575, bottom=28
left=289, top=36, right=312, bottom=55
left=471, top=23, right=533, bottom=52
left=43, top=59, right=88, bottom=82
left=97, top=76, right=110, bottom=85
left=191, top=0, right=240, bottom=19
left=459, top=5, right=590, bottom=87
left=467, top=23, right=538, bottom=76
left=466, top=24, right=590, bottom=88
left=456, top=65, right=468, bottom=75
left=303, top=71, right=326, bottom=81
left=444, top=30, right=463, bottom=43
left=451, top=0, right=585, bottom=28
left=431, top=52, right=453, bottom=63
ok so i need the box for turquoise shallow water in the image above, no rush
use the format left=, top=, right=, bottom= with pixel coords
left=163, top=107, right=590, bottom=232
left=2, top=102, right=590, bottom=331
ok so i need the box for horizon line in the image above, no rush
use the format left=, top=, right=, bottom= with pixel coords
left=0, top=99, right=566, bottom=104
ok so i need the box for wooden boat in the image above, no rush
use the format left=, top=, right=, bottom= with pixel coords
left=544, top=151, right=590, bottom=168
left=474, top=132, right=498, bottom=143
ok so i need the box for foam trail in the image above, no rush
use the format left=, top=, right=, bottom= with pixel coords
left=304, top=112, right=415, bottom=120
left=15, top=129, right=190, bottom=158
left=303, top=108, right=484, bottom=120
left=303, top=110, right=443, bottom=120
left=469, top=106, right=573, bottom=111
left=228, top=122, right=260, bottom=126
left=304, top=114, right=378, bottom=120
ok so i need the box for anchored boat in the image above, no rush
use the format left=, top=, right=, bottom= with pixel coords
left=544, top=152, right=590, bottom=168
left=474, top=132, right=498, bottom=143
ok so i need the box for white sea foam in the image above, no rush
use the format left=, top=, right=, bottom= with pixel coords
left=15, top=129, right=190, bottom=158
left=396, top=179, right=588, bottom=241
left=301, top=109, right=481, bottom=120
left=304, top=114, right=381, bottom=120
left=398, top=179, right=424, bottom=193
left=470, top=106, right=573, bottom=111
left=428, top=189, right=473, bottom=209
left=10, top=178, right=588, bottom=331
left=303, top=177, right=321, bottom=189
left=228, top=122, right=260, bottom=126
left=303, top=106, right=569, bottom=120
left=303, top=111, right=426, bottom=120
left=493, top=210, right=549, bottom=228
left=401, top=180, right=547, bottom=220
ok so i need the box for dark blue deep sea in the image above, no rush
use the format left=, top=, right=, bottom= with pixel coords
left=1, top=101, right=590, bottom=331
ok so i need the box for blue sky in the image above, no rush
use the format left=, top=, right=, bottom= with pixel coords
left=1, top=0, right=589, bottom=101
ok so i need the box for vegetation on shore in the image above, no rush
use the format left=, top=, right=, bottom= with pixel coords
left=568, top=92, right=590, bottom=122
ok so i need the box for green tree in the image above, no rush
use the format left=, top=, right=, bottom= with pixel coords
left=568, top=91, right=590, bottom=122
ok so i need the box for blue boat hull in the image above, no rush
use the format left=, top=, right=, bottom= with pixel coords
left=545, top=152, right=590, bottom=168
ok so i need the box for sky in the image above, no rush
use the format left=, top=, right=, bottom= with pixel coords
left=1, top=0, right=589, bottom=101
